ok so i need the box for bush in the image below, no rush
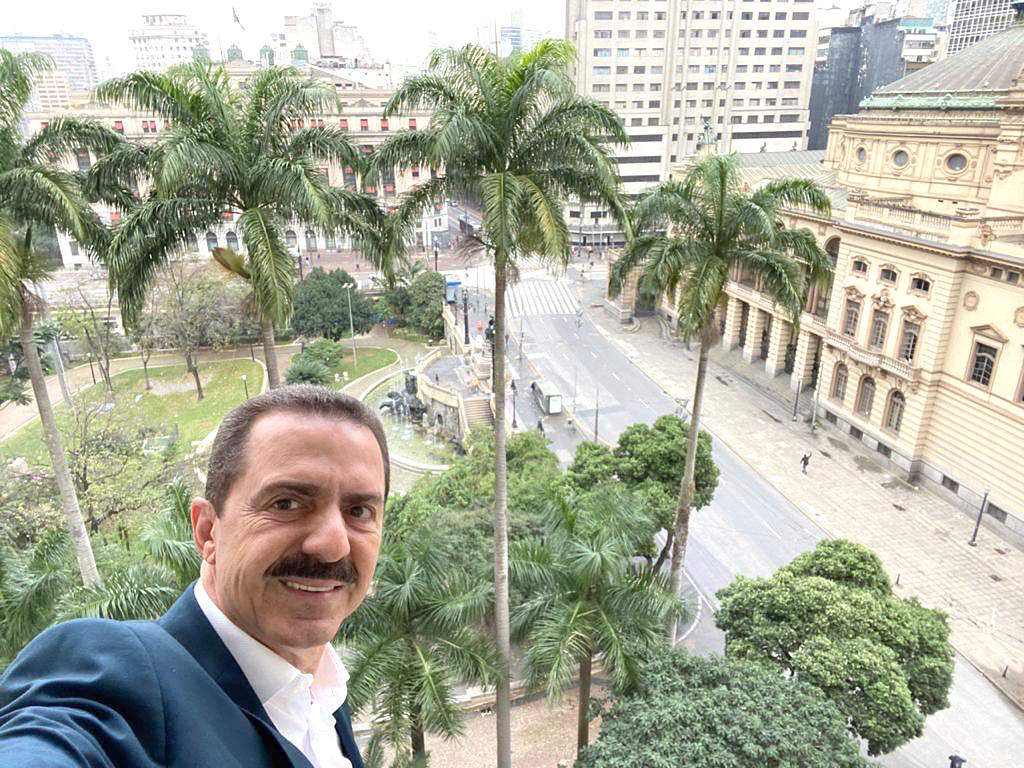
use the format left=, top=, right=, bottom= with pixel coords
left=302, top=338, right=345, bottom=369
left=284, top=356, right=332, bottom=386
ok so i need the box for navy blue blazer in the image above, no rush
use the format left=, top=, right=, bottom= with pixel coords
left=0, top=584, right=365, bottom=767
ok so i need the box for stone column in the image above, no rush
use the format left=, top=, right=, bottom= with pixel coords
left=742, top=307, right=767, bottom=363
left=764, top=316, right=792, bottom=378
left=790, top=328, right=818, bottom=392
left=721, top=295, right=743, bottom=350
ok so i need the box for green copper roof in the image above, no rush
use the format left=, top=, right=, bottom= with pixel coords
left=861, top=15, right=1024, bottom=110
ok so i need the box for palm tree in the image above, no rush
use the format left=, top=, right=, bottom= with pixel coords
left=610, top=152, right=833, bottom=637
left=340, top=527, right=493, bottom=767
left=94, top=63, right=384, bottom=388
left=0, top=50, right=124, bottom=587
left=376, top=42, right=626, bottom=763
left=510, top=485, right=684, bottom=758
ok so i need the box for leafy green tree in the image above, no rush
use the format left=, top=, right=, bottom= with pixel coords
left=284, top=356, right=331, bottom=386
left=377, top=43, right=626, bottom=762
left=149, top=260, right=245, bottom=401
left=0, top=50, right=123, bottom=587
left=291, top=268, right=375, bottom=340
left=54, top=285, right=123, bottom=395
left=575, top=645, right=868, bottom=768
left=405, top=271, right=444, bottom=339
left=715, top=539, right=954, bottom=755
left=610, top=153, right=833, bottom=629
left=341, top=526, right=493, bottom=767
left=511, top=486, right=684, bottom=757
left=94, top=63, right=384, bottom=388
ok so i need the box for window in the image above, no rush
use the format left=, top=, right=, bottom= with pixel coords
left=305, top=230, right=317, bottom=251
left=880, top=267, right=898, bottom=283
left=793, top=11, right=810, bottom=19
left=787, top=47, right=805, bottom=55
left=648, top=100, right=661, bottom=108
left=634, top=83, right=646, bottom=91
left=633, top=66, right=646, bottom=74
left=990, top=267, right=1003, bottom=280
left=593, top=66, right=611, bottom=75
left=870, top=311, right=889, bottom=349
left=359, top=118, right=369, bottom=131
left=593, top=84, right=610, bottom=92
left=892, top=149, right=909, bottom=168
left=594, top=30, right=612, bottom=39
left=856, top=146, right=867, bottom=164
left=617, top=47, right=630, bottom=56
left=899, top=321, right=920, bottom=362
left=286, top=230, right=298, bottom=249
left=68, top=238, right=79, bottom=256
left=595, top=11, right=613, bottom=19
left=594, top=48, right=612, bottom=57
left=969, top=342, right=998, bottom=387
left=946, top=153, right=967, bottom=172
left=113, top=120, right=124, bottom=134
left=856, top=377, right=876, bottom=417
left=339, top=118, right=348, bottom=130
left=786, top=63, right=803, bottom=72
left=852, top=259, right=868, bottom=274
left=225, top=231, right=239, bottom=251
left=408, top=118, right=417, bottom=130
left=885, top=391, right=905, bottom=433
left=205, top=231, right=218, bottom=251
left=380, top=119, right=389, bottom=131
left=832, top=364, right=848, bottom=401
left=75, top=149, right=91, bottom=171
left=843, top=299, right=861, bottom=337
left=790, top=29, right=807, bottom=37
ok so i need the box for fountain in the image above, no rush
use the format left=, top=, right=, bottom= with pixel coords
left=363, top=371, right=456, bottom=468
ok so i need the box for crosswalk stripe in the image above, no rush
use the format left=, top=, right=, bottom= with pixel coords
left=507, top=278, right=582, bottom=317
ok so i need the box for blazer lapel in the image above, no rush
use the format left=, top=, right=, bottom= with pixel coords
left=157, top=583, right=313, bottom=768
left=333, top=701, right=365, bottom=768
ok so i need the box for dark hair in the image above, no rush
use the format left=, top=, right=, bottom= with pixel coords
left=204, top=385, right=390, bottom=514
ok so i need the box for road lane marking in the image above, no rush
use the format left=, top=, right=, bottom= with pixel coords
left=561, top=352, right=569, bottom=361
left=761, top=519, right=782, bottom=540
left=638, top=397, right=648, bottom=408
left=611, top=372, right=621, bottom=381
left=590, top=351, right=597, bottom=358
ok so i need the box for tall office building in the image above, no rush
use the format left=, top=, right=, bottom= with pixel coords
left=565, top=0, right=818, bottom=242
left=500, top=10, right=548, bottom=55
left=945, top=0, right=1016, bottom=53
left=0, top=34, right=98, bottom=91
left=129, top=14, right=209, bottom=72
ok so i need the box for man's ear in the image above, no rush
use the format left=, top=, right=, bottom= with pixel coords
left=191, top=498, right=217, bottom=565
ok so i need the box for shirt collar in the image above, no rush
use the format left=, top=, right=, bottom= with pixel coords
left=193, top=580, right=349, bottom=709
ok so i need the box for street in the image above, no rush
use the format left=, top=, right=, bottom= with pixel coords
left=457, top=261, right=1024, bottom=768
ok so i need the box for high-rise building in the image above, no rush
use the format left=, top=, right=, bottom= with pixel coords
left=0, top=33, right=98, bottom=91
left=945, top=0, right=1016, bottom=54
left=282, top=5, right=374, bottom=64
left=129, top=14, right=209, bottom=72
left=500, top=10, right=548, bottom=55
left=809, top=6, right=943, bottom=150
left=565, top=0, right=818, bottom=243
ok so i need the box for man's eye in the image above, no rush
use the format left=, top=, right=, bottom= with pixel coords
left=349, top=505, right=374, bottom=520
left=271, top=498, right=301, bottom=511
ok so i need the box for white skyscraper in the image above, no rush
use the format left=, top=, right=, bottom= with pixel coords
left=129, top=14, right=209, bottom=72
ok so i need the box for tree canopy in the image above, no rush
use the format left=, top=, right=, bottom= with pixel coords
left=576, top=646, right=868, bottom=768
left=715, top=539, right=954, bottom=755
left=291, top=268, right=375, bottom=340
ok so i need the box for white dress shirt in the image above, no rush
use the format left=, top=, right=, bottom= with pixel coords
left=194, top=581, right=352, bottom=768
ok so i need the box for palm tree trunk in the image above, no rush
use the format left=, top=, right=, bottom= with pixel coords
left=410, top=715, right=426, bottom=761
left=667, top=325, right=712, bottom=641
left=260, top=317, right=280, bottom=389
left=19, top=298, right=100, bottom=587
left=577, top=654, right=593, bottom=757
left=492, top=264, right=512, bottom=768
left=653, top=531, right=673, bottom=574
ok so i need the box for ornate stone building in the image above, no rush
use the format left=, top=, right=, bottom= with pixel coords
left=613, top=8, right=1024, bottom=537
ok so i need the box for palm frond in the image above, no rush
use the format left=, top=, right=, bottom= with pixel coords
left=239, top=206, right=293, bottom=326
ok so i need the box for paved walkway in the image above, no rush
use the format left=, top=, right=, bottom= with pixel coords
left=577, top=277, right=1024, bottom=709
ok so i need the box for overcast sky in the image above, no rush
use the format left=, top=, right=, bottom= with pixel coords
left=5, top=1, right=564, bottom=75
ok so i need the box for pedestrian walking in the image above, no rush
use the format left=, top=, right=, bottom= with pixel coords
left=800, top=453, right=811, bottom=473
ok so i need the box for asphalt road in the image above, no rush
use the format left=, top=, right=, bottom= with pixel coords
left=459, top=265, right=1024, bottom=768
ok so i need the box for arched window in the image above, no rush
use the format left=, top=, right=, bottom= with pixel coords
left=205, top=231, right=218, bottom=251
left=856, top=376, right=876, bottom=417
left=324, top=232, right=336, bottom=250
left=225, top=231, right=239, bottom=250
left=885, top=391, right=905, bottom=434
left=831, top=363, right=848, bottom=401
left=285, top=230, right=298, bottom=250
left=824, top=237, right=840, bottom=268
left=305, top=230, right=317, bottom=251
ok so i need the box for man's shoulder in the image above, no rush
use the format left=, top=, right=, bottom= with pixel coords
left=19, top=616, right=175, bottom=659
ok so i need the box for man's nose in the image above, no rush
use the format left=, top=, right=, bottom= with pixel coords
left=299, top=506, right=351, bottom=564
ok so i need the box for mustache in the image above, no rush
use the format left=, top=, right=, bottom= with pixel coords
left=266, top=554, right=359, bottom=584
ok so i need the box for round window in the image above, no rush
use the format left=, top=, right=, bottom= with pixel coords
left=856, top=147, right=867, bottom=164
left=946, top=153, right=967, bottom=172
left=892, top=150, right=909, bottom=168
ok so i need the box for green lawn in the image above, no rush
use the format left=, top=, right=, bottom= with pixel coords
left=325, top=346, right=399, bottom=388
left=1, top=358, right=263, bottom=466
left=387, top=327, right=439, bottom=344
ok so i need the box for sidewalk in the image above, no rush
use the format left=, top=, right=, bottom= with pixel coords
left=577, top=278, right=1024, bottom=708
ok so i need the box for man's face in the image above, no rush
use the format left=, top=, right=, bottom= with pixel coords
left=192, top=412, right=385, bottom=670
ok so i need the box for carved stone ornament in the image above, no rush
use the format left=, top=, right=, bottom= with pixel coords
left=979, top=224, right=995, bottom=246
left=872, top=288, right=895, bottom=310
left=963, top=290, right=980, bottom=311
left=969, top=261, right=989, bottom=276
left=1015, top=306, right=1024, bottom=328
left=902, top=304, right=927, bottom=323
left=845, top=284, right=866, bottom=300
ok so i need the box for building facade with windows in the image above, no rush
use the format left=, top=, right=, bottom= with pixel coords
left=0, top=33, right=98, bottom=110
left=25, top=73, right=443, bottom=270
left=610, top=11, right=1024, bottom=537
left=564, top=0, right=818, bottom=245
left=945, top=0, right=1016, bottom=54
left=129, top=14, right=209, bottom=72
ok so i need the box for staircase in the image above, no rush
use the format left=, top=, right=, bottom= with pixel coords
left=462, top=396, right=494, bottom=429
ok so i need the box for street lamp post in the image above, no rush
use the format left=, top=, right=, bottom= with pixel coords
left=593, top=385, right=600, bottom=443
left=792, top=377, right=802, bottom=421
left=345, top=284, right=358, bottom=367
left=462, top=290, right=470, bottom=345
left=433, top=244, right=439, bottom=272
left=296, top=245, right=304, bottom=280
left=241, top=374, right=249, bottom=400
left=968, top=487, right=991, bottom=547
left=510, top=380, right=517, bottom=429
